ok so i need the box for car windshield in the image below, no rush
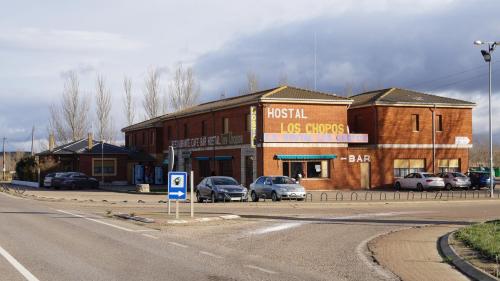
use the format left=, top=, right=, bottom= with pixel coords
left=452, top=173, right=466, bottom=177
left=212, top=178, right=238, bottom=185
left=272, top=177, right=295, bottom=184
left=422, top=173, right=437, bottom=178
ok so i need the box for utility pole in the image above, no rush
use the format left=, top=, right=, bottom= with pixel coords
left=31, top=126, right=35, bottom=156
left=2, top=137, right=6, bottom=181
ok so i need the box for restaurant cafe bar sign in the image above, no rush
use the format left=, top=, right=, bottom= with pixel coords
left=171, top=133, right=243, bottom=149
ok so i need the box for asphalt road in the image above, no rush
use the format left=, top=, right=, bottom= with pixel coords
left=2, top=190, right=500, bottom=281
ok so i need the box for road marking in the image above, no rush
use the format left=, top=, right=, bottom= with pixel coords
left=57, top=209, right=136, bottom=232
left=250, top=222, right=304, bottom=235
left=0, top=245, right=40, bottom=281
left=245, top=265, right=277, bottom=274
left=168, top=242, right=188, bottom=248
left=135, top=229, right=158, bottom=232
left=142, top=234, right=159, bottom=239
left=200, top=251, right=223, bottom=259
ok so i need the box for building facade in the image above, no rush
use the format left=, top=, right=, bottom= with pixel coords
left=122, top=86, right=475, bottom=190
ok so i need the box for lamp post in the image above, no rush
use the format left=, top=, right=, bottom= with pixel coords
left=474, top=40, right=499, bottom=198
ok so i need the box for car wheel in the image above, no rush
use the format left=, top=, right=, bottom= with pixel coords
left=417, top=183, right=424, bottom=192
left=445, top=183, right=452, bottom=191
left=251, top=191, right=259, bottom=202
left=196, top=191, right=203, bottom=203
left=395, top=182, right=401, bottom=190
left=271, top=191, right=280, bottom=202
left=211, top=192, right=217, bottom=203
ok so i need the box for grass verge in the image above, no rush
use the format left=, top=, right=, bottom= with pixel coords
left=455, top=220, right=500, bottom=261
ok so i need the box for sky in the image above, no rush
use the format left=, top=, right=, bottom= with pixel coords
left=0, top=0, right=499, bottom=151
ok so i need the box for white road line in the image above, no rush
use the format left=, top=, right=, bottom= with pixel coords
left=199, top=251, right=223, bottom=259
left=57, top=209, right=136, bottom=232
left=245, top=264, right=277, bottom=274
left=0, top=245, right=40, bottom=281
left=168, top=242, right=188, bottom=248
left=142, top=234, right=159, bottom=239
left=250, top=222, right=304, bottom=235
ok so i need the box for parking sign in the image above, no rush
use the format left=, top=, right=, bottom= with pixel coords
left=168, top=172, right=187, bottom=200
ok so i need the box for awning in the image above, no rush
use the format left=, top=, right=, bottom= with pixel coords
left=215, top=156, right=233, bottom=161
left=274, top=154, right=337, bottom=160
left=194, top=156, right=210, bottom=161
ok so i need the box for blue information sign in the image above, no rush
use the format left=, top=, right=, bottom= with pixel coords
left=168, top=172, right=187, bottom=200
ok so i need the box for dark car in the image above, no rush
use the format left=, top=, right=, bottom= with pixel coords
left=466, top=171, right=496, bottom=190
left=196, top=176, right=248, bottom=203
left=52, top=172, right=99, bottom=190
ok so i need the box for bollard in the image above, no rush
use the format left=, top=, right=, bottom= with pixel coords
left=407, top=191, right=414, bottom=200
left=320, top=192, right=328, bottom=202
left=335, top=192, right=344, bottom=201
left=393, top=191, right=401, bottom=200
left=434, top=192, right=442, bottom=199
left=305, top=193, right=313, bottom=202
left=379, top=192, right=387, bottom=201
left=350, top=192, right=358, bottom=201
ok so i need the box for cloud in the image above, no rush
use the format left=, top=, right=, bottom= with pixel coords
left=0, top=28, right=146, bottom=52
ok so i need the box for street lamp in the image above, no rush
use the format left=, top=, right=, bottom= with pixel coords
left=474, top=40, right=499, bottom=198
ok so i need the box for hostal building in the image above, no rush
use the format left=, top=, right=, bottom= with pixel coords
left=122, top=86, right=475, bottom=190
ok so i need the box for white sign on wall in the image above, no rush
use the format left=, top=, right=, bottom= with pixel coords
left=348, top=155, right=371, bottom=163
left=455, top=136, right=470, bottom=145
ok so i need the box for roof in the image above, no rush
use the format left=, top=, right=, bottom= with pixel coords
left=122, top=85, right=351, bottom=132
left=37, top=138, right=130, bottom=156
left=349, top=88, right=476, bottom=108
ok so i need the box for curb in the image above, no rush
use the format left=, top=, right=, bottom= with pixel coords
left=438, top=231, right=499, bottom=281
left=166, top=214, right=241, bottom=224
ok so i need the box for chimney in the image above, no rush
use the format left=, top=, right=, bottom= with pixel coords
left=49, top=134, right=55, bottom=151
left=88, top=132, right=93, bottom=151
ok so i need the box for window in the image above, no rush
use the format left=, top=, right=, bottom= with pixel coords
left=142, top=132, right=146, bottom=144
left=282, top=161, right=329, bottom=179
left=394, top=159, right=425, bottom=178
left=245, top=114, right=251, bottom=132
left=201, top=120, right=206, bottom=136
left=412, top=114, right=420, bottom=132
left=222, top=117, right=229, bottom=134
left=255, top=177, right=266, bottom=184
left=92, top=158, right=117, bottom=176
left=436, top=114, right=443, bottom=132
left=184, top=123, right=189, bottom=138
left=199, top=159, right=210, bottom=178
left=438, top=159, right=460, bottom=173
left=151, top=131, right=155, bottom=145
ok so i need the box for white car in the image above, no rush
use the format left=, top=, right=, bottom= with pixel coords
left=437, top=172, right=471, bottom=190
left=394, top=172, right=445, bottom=191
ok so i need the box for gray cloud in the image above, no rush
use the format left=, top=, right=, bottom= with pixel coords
left=194, top=0, right=500, bottom=97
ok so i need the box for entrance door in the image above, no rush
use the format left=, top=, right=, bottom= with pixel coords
left=244, top=156, right=254, bottom=186
left=360, top=163, right=370, bottom=189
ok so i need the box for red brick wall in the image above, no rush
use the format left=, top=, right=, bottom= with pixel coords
left=78, top=154, right=128, bottom=182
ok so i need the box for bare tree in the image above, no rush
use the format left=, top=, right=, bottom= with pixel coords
left=169, top=64, right=200, bottom=111
left=247, top=72, right=259, bottom=93
left=343, top=82, right=354, bottom=97
left=95, top=74, right=113, bottom=142
left=49, top=71, right=90, bottom=143
left=143, top=68, right=161, bottom=119
left=123, top=76, right=135, bottom=126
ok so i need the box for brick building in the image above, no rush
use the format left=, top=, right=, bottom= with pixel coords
left=122, top=86, right=475, bottom=190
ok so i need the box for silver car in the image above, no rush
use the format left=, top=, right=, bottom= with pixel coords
left=438, top=172, right=471, bottom=190
left=196, top=176, right=248, bottom=203
left=250, top=176, right=306, bottom=202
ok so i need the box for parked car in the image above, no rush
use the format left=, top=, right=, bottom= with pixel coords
left=43, top=172, right=66, bottom=188
left=249, top=176, right=306, bottom=202
left=437, top=172, right=471, bottom=190
left=466, top=171, right=496, bottom=190
left=394, top=172, right=445, bottom=191
left=52, top=172, right=99, bottom=190
left=196, top=176, right=248, bottom=203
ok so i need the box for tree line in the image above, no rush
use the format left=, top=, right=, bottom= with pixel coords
left=48, top=64, right=200, bottom=145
